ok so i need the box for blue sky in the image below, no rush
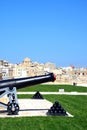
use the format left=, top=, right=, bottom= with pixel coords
left=0, top=0, right=87, bottom=67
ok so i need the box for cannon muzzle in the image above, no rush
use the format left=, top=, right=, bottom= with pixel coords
left=0, top=73, right=56, bottom=90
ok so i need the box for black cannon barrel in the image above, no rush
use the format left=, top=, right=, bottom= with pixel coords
left=0, top=73, right=56, bottom=90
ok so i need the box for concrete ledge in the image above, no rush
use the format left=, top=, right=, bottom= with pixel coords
left=17, top=92, right=87, bottom=95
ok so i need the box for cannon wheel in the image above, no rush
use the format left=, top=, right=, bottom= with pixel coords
left=7, top=101, right=19, bottom=115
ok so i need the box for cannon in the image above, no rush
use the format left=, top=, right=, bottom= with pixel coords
left=0, top=73, right=56, bottom=115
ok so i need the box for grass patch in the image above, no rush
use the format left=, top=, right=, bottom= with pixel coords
left=0, top=95, right=87, bottom=130
left=18, top=84, right=87, bottom=92
left=0, top=85, right=87, bottom=130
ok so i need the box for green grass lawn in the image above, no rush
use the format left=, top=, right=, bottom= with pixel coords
left=0, top=85, right=87, bottom=130
left=18, top=84, right=87, bottom=92
left=0, top=95, right=87, bottom=130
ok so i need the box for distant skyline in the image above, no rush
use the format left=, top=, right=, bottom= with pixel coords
left=0, top=0, right=87, bottom=67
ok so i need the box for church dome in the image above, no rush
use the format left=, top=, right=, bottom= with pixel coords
left=23, top=57, right=31, bottom=62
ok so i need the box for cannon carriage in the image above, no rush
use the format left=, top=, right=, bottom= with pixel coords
left=0, top=73, right=56, bottom=115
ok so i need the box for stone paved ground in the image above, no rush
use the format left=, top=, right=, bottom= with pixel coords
left=0, top=99, right=73, bottom=118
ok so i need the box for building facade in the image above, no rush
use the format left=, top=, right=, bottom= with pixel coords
left=0, top=58, right=87, bottom=84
